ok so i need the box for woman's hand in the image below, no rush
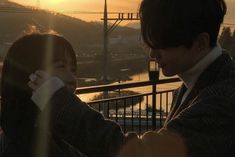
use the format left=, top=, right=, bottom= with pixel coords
left=28, top=70, right=52, bottom=91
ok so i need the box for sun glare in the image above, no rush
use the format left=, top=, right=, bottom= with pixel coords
left=47, top=0, right=64, bottom=5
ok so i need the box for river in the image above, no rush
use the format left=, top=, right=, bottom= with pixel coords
left=77, top=71, right=182, bottom=111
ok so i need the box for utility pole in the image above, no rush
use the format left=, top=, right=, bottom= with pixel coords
left=102, top=11, right=140, bottom=82
left=103, top=0, right=108, bottom=82
left=101, top=12, right=140, bottom=34
left=102, top=0, right=109, bottom=118
left=101, top=1, right=140, bottom=117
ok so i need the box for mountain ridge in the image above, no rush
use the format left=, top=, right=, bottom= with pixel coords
left=0, top=0, right=140, bottom=57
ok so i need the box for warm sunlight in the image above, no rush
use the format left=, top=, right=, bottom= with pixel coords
left=8, top=0, right=235, bottom=24
left=46, top=0, right=64, bottom=5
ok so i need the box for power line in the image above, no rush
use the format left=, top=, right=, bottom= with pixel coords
left=0, top=7, right=235, bottom=27
left=0, top=7, right=137, bottom=14
left=61, top=11, right=131, bottom=15
left=0, top=7, right=134, bottom=14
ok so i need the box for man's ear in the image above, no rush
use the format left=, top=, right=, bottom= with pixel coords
left=194, top=33, right=210, bottom=53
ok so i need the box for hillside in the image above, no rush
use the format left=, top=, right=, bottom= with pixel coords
left=125, top=22, right=140, bottom=29
left=0, top=0, right=141, bottom=57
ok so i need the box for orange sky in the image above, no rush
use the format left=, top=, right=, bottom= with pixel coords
left=10, top=0, right=141, bottom=11
left=10, top=0, right=235, bottom=25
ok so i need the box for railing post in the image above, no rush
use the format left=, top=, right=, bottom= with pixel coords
left=148, top=59, right=159, bottom=130
left=152, top=82, right=157, bottom=130
left=103, top=91, right=109, bottom=118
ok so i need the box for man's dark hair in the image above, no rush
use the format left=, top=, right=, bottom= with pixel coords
left=139, top=0, right=227, bottom=49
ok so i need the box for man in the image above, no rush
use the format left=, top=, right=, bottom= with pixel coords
left=119, top=0, right=235, bottom=156
left=29, top=0, right=235, bottom=156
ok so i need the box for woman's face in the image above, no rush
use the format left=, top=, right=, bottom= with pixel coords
left=48, top=51, right=77, bottom=92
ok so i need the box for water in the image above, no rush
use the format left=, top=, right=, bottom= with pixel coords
left=78, top=71, right=181, bottom=102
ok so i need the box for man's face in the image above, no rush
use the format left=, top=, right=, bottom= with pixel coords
left=150, top=45, right=201, bottom=76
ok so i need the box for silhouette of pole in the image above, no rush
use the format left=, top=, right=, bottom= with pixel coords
left=103, top=0, right=109, bottom=118
left=103, top=0, right=108, bottom=82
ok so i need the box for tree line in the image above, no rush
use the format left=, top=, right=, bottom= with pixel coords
left=219, top=27, right=235, bottom=59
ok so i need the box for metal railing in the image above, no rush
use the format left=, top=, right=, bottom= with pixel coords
left=76, top=78, right=181, bottom=134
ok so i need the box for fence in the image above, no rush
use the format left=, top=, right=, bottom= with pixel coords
left=76, top=78, right=181, bottom=134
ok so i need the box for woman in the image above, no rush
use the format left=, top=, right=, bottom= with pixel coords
left=0, top=33, right=85, bottom=157
left=1, top=33, right=131, bottom=157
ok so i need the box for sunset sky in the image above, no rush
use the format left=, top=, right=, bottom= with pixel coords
left=9, top=0, right=235, bottom=25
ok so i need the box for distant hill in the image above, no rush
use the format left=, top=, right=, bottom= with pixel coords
left=125, top=22, right=140, bottom=29
left=0, top=0, right=141, bottom=58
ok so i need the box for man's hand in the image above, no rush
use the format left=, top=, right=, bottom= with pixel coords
left=117, top=136, right=153, bottom=157
left=117, top=129, right=187, bottom=157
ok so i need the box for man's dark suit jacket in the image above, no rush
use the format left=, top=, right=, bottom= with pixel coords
left=164, top=53, right=235, bottom=157
left=45, top=53, right=235, bottom=157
